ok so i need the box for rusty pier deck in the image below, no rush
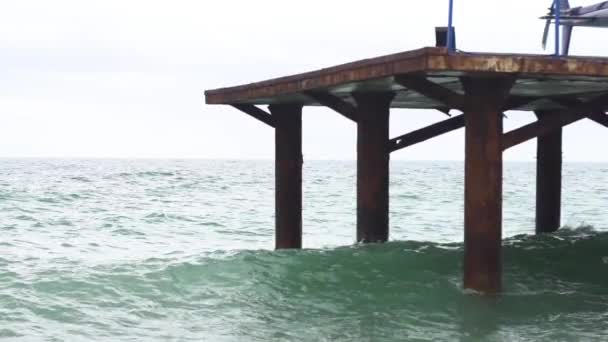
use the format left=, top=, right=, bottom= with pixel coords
left=205, top=47, right=608, bottom=294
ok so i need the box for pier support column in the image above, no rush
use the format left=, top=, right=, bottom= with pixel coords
left=270, top=104, right=303, bottom=249
left=462, top=77, right=513, bottom=294
left=353, top=92, right=395, bottom=243
left=535, top=111, right=562, bottom=234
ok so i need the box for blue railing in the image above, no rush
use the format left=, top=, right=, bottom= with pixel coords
left=447, top=0, right=563, bottom=56
left=447, top=0, right=455, bottom=52
left=555, top=0, right=561, bottom=56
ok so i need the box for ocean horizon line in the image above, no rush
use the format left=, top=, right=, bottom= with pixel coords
left=1, top=156, right=608, bottom=164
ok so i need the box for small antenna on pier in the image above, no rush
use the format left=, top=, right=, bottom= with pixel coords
left=447, top=0, right=455, bottom=52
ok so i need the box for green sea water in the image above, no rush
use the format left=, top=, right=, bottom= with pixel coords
left=1, top=159, right=607, bottom=341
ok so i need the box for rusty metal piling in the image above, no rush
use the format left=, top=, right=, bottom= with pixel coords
left=354, top=92, right=394, bottom=243
left=535, top=111, right=562, bottom=234
left=462, top=77, right=513, bottom=294
left=270, top=104, right=303, bottom=249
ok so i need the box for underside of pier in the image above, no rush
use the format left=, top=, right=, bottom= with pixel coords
left=205, top=47, right=608, bottom=294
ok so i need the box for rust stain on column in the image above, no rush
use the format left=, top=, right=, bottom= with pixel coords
left=270, top=104, right=303, bottom=249
left=535, top=111, right=562, bottom=234
left=354, top=92, right=395, bottom=243
left=462, top=77, right=513, bottom=294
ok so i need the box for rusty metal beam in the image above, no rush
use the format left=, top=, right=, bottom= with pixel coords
left=502, top=94, right=608, bottom=150
left=304, top=91, right=357, bottom=122
left=552, top=97, right=608, bottom=128
left=436, top=107, right=452, bottom=116
left=502, top=112, right=583, bottom=151
left=395, top=75, right=465, bottom=110
left=394, top=76, right=530, bottom=113
left=231, top=104, right=276, bottom=128
left=504, top=96, right=540, bottom=111
left=586, top=111, right=608, bottom=127
left=389, top=114, right=464, bottom=153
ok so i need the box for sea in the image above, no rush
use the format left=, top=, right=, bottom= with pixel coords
left=1, top=159, right=607, bottom=341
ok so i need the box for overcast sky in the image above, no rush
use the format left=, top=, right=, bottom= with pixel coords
left=1, top=0, right=607, bottom=160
